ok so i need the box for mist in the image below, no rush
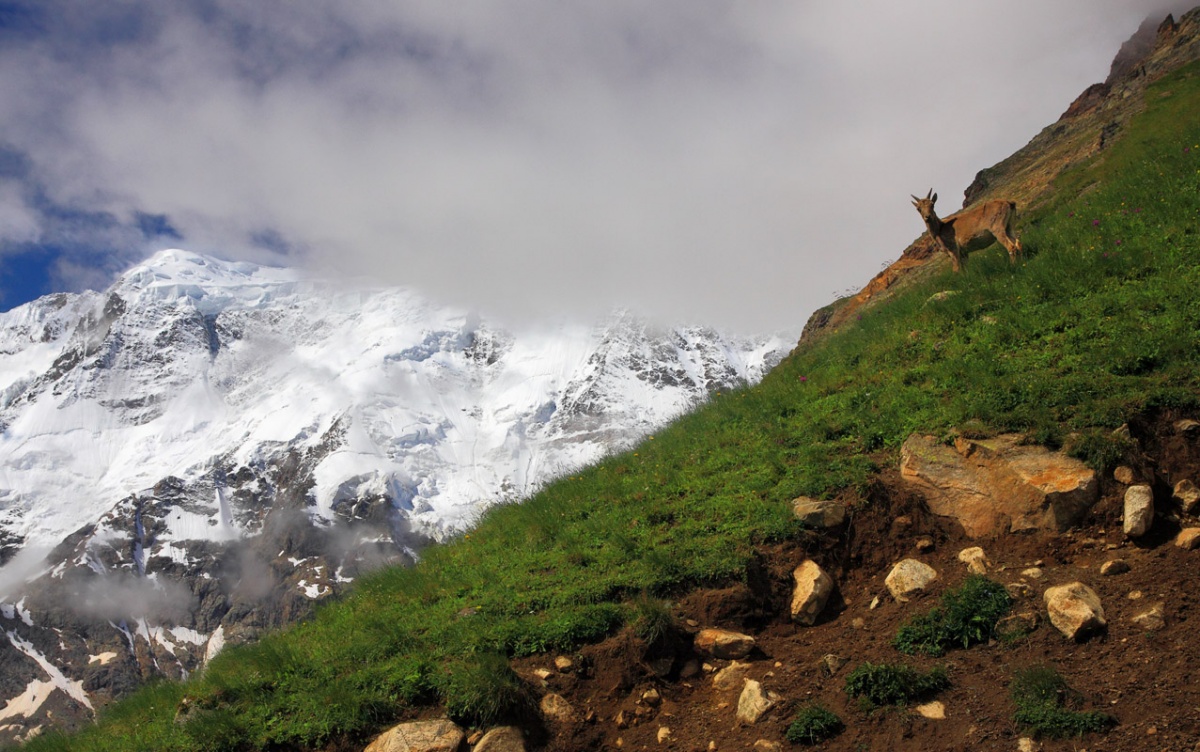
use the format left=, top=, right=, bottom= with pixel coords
left=0, top=1, right=1193, bottom=332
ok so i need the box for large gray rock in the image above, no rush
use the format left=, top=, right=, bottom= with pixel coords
left=900, top=434, right=1098, bottom=537
left=364, top=720, right=466, bottom=752
left=790, top=560, right=834, bottom=626
left=1044, top=583, right=1106, bottom=641
left=1123, top=485, right=1154, bottom=537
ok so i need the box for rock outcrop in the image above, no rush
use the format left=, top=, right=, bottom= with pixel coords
left=899, top=434, right=1098, bottom=537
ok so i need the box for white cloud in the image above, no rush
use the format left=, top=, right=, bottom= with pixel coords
left=0, top=0, right=1190, bottom=330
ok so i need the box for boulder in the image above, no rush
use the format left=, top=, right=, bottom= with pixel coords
left=1176, top=528, right=1200, bottom=550
left=364, top=720, right=466, bottom=752
left=1174, top=479, right=1200, bottom=514
left=473, top=727, right=526, bottom=752
left=792, top=498, right=847, bottom=528
left=957, top=547, right=991, bottom=575
left=695, top=628, right=755, bottom=660
left=885, top=559, right=938, bottom=602
left=1123, top=484, right=1154, bottom=537
left=540, top=694, right=578, bottom=724
left=900, top=434, right=1098, bottom=537
left=790, top=560, right=834, bottom=626
left=736, top=680, right=775, bottom=724
left=1044, top=583, right=1106, bottom=640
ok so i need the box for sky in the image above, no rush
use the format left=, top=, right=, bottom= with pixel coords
left=0, top=1, right=1192, bottom=334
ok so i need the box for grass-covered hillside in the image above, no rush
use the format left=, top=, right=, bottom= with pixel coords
left=18, top=53, right=1200, bottom=752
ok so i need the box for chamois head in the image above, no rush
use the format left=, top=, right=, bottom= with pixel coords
left=911, top=188, right=938, bottom=225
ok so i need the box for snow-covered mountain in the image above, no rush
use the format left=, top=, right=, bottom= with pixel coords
left=0, top=249, right=790, bottom=740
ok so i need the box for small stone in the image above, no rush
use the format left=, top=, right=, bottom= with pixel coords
left=1017, top=737, right=1041, bottom=752
left=657, top=727, right=671, bottom=744
left=712, top=661, right=752, bottom=692
left=817, top=654, right=848, bottom=676
left=1005, top=582, right=1033, bottom=599
left=885, top=559, right=938, bottom=602
left=1044, top=582, right=1106, bottom=641
left=869, top=595, right=880, bottom=610
left=1124, top=484, right=1155, bottom=537
left=752, top=741, right=783, bottom=752
left=958, top=546, right=991, bottom=574
left=1021, top=567, right=1043, bottom=579
left=1100, top=559, right=1130, bottom=575
left=1175, top=480, right=1200, bottom=514
left=615, top=710, right=628, bottom=729
left=554, top=656, right=574, bottom=673
left=685, top=619, right=699, bottom=628
left=736, top=680, right=775, bottom=724
left=694, top=628, right=756, bottom=660
left=540, top=693, right=579, bottom=723
left=679, top=660, right=700, bottom=679
left=851, top=617, right=865, bottom=630
left=915, top=536, right=935, bottom=552
left=648, top=657, right=673, bottom=677
left=1128, top=590, right=1144, bottom=600
left=1113, top=465, right=1135, bottom=485
left=995, top=611, right=1040, bottom=639
left=474, top=727, right=526, bottom=752
left=1177, top=528, right=1200, bottom=550
left=1131, top=604, right=1166, bottom=631
left=792, top=498, right=847, bottom=528
left=1175, top=419, right=1200, bottom=436
left=790, top=560, right=835, bottom=626
left=642, top=688, right=662, bottom=707
left=533, top=668, right=553, bottom=680
left=707, top=742, right=717, bottom=752
left=916, top=701, right=945, bottom=719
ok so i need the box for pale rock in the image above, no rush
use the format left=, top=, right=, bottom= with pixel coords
left=642, top=688, right=662, bottom=707
left=712, top=661, right=753, bottom=692
left=694, top=628, right=755, bottom=660
left=1174, top=479, right=1200, bottom=514
left=1128, top=590, right=1144, bottom=600
left=533, top=668, right=553, bottom=681
left=1006, top=582, right=1033, bottom=599
left=753, top=741, right=783, bottom=752
left=540, top=694, right=578, bottom=723
left=790, top=560, right=834, bottom=626
left=915, top=536, right=935, bottom=552
left=791, top=498, right=847, bottom=528
left=850, top=617, right=866, bottom=630
left=473, top=727, right=525, bottom=752
left=657, top=727, right=671, bottom=744
left=916, top=701, right=945, bottom=719
left=1017, top=737, right=1041, bottom=752
left=1131, top=604, right=1166, bottom=631
left=554, top=656, right=574, bottom=673
left=1175, top=419, right=1200, bottom=436
left=364, top=720, right=466, bottom=752
left=1044, top=582, right=1107, bottom=640
left=1123, top=484, right=1154, bottom=537
left=1021, top=567, right=1043, bottom=579
left=869, top=595, right=880, bottom=610
left=957, top=547, right=991, bottom=574
left=995, top=611, right=1040, bottom=639
left=614, top=710, right=628, bottom=729
left=1100, top=559, right=1130, bottom=575
left=1177, top=528, right=1200, bottom=550
left=1113, top=465, right=1135, bottom=485
left=817, top=654, right=848, bottom=676
left=736, top=680, right=774, bottom=724
left=885, top=559, right=938, bottom=601
left=900, top=434, right=1098, bottom=537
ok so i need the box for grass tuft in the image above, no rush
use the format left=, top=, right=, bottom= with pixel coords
left=1010, top=665, right=1116, bottom=738
left=785, top=704, right=844, bottom=745
left=844, top=662, right=950, bottom=710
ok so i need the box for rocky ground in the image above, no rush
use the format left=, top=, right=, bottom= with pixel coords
left=356, top=409, right=1200, bottom=752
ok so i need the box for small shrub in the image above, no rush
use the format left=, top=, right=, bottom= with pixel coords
left=785, top=704, right=844, bottom=745
left=439, top=654, right=531, bottom=727
left=844, top=662, right=949, bottom=709
left=1010, top=665, right=1116, bottom=738
left=894, top=575, right=1012, bottom=656
left=1066, top=427, right=1137, bottom=473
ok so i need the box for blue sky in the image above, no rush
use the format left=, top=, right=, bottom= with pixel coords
left=0, top=1, right=1189, bottom=330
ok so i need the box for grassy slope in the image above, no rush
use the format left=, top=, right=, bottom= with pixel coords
left=20, top=61, right=1200, bottom=752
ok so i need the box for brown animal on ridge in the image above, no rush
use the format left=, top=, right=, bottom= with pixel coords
left=911, top=189, right=1023, bottom=272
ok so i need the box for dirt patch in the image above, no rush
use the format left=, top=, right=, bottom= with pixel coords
left=506, top=413, right=1200, bottom=752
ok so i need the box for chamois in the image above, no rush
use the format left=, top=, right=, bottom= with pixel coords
left=911, top=189, right=1023, bottom=272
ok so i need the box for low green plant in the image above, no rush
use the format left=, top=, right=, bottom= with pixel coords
left=630, top=593, right=676, bottom=645
left=1010, top=665, right=1115, bottom=738
left=437, top=653, right=531, bottom=727
left=893, top=575, right=1012, bottom=655
left=785, top=704, right=844, bottom=745
left=843, top=662, right=949, bottom=710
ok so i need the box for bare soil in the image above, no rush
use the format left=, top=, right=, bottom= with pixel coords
left=510, top=411, right=1200, bottom=752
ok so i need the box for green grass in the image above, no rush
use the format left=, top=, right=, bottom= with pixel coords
left=894, top=575, right=1012, bottom=656
left=785, top=704, right=844, bottom=745
left=843, top=662, right=950, bottom=710
left=1010, top=665, right=1116, bottom=738
left=17, top=54, right=1200, bottom=752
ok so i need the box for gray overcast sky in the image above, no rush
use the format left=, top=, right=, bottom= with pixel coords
left=0, top=1, right=1191, bottom=333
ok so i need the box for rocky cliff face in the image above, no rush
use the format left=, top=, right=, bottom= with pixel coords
left=799, top=8, right=1200, bottom=348
left=0, top=249, right=790, bottom=743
